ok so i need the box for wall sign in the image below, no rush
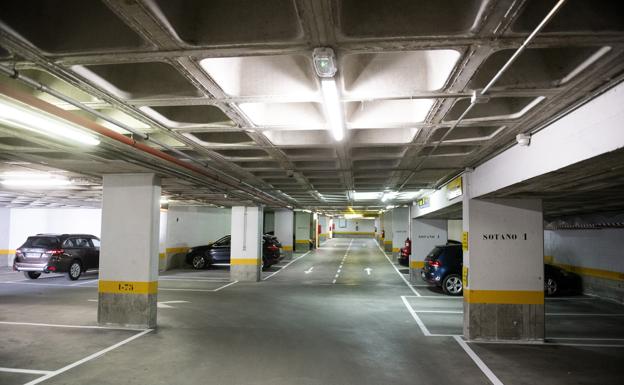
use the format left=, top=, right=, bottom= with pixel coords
left=446, top=176, right=463, bottom=200
left=462, top=231, right=468, bottom=251
left=482, top=233, right=528, bottom=240
left=417, top=197, right=430, bottom=208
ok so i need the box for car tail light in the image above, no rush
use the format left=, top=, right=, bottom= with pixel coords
left=429, top=260, right=441, bottom=267
left=47, top=249, right=64, bottom=256
left=15, top=249, right=23, bottom=257
left=48, top=266, right=56, bottom=271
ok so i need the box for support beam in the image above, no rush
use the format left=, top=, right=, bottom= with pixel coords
left=230, top=206, right=263, bottom=282
left=98, top=174, right=160, bottom=329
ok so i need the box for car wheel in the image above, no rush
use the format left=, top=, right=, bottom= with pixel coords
left=442, top=274, right=463, bottom=296
left=24, top=271, right=40, bottom=279
left=545, top=277, right=558, bottom=296
left=68, top=261, right=82, bottom=281
left=191, top=255, right=206, bottom=269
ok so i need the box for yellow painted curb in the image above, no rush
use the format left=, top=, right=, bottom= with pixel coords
left=295, top=240, right=310, bottom=244
left=464, top=289, right=544, bottom=305
left=230, top=258, right=260, bottom=266
left=555, top=263, right=624, bottom=282
left=99, top=280, right=158, bottom=295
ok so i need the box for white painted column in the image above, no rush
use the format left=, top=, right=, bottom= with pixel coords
left=0, top=208, right=11, bottom=266
left=274, top=209, right=294, bottom=260
left=464, top=196, right=545, bottom=341
left=230, top=206, right=263, bottom=282
left=318, top=215, right=329, bottom=244
left=410, top=219, right=448, bottom=283
left=391, top=207, right=410, bottom=259
left=295, top=211, right=311, bottom=253
left=98, top=173, right=160, bottom=328
left=374, top=216, right=381, bottom=243
left=383, top=210, right=394, bottom=252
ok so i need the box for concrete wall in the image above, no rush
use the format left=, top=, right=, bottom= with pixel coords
left=4, top=208, right=102, bottom=266
left=163, top=206, right=231, bottom=269
left=318, top=215, right=329, bottom=243
left=545, top=228, right=624, bottom=303
left=448, top=220, right=462, bottom=242
left=392, top=207, right=409, bottom=257
left=333, top=218, right=375, bottom=238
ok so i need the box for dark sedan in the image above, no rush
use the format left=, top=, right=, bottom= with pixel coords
left=185, top=234, right=282, bottom=270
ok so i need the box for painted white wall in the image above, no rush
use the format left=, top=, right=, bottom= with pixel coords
left=6, top=208, right=102, bottom=266
left=411, top=219, right=448, bottom=262
left=545, top=229, right=624, bottom=273
left=448, top=220, right=463, bottom=242
left=264, top=211, right=275, bottom=233
left=165, top=206, right=231, bottom=249
left=334, top=218, right=375, bottom=232
left=231, top=206, right=263, bottom=260
left=392, top=207, right=410, bottom=250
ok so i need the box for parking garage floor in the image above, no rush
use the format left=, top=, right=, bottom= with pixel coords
left=1, top=238, right=623, bottom=385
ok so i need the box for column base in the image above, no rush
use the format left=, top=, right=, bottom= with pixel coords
left=98, top=292, right=157, bottom=329
left=295, top=243, right=309, bottom=253
left=464, top=302, right=544, bottom=341
left=231, top=264, right=260, bottom=282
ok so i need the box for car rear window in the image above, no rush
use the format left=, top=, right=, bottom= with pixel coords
left=425, top=246, right=444, bottom=260
left=21, top=236, right=61, bottom=249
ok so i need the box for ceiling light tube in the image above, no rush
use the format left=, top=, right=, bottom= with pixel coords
left=320, top=78, right=345, bottom=141
left=0, top=97, right=100, bottom=146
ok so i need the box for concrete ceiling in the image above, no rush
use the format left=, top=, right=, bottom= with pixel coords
left=0, top=0, right=623, bottom=213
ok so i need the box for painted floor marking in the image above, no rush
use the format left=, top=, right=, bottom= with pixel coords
left=0, top=367, right=53, bottom=375
left=332, top=239, right=353, bottom=284
left=376, top=242, right=420, bottom=297
left=263, top=250, right=312, bottom=281
left=454, top=336, right=505, bottom=385
left=23, top=329, right=153, bottom=385
left=0, top=320, right=145, bottom=332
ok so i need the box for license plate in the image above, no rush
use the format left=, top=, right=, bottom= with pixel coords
left=26, top=253, right=41, bottom=258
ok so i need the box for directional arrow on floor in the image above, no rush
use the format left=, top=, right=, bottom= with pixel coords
left=304, top=267, right=314, bottom=274
left=88, top=299, right=190, bottom=309
left=364, top=268, right=373, bottom=275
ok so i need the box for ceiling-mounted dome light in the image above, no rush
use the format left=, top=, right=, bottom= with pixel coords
left=313, top=47, right=337, bottom=78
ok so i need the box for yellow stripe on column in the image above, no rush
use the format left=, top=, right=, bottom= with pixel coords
left=99, top=280, right=158, bottom=295
left=165, top=247, right=189, bottom=254
left=410, top=261, right=424, bottom=269
left=295, top=240, right=310, bottom=244
left=230, top=258, right=260, bottom=266
left=0, top=249, right=16, bottom=254
left=384, top=240, right=392, bottom=245
left=464, top=289, right=544, bottom=305
left=282, top=245, right=293, bottom=251
left=392, top=247, right=400, bottom=252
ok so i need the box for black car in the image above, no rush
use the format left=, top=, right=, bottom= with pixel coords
left=13, top=234, right=100, bottom=280
left=420, top=242, right=581, bottom=296
left=185, top=234, right=282, bottom=270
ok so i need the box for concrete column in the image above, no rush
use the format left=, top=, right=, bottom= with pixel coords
left=391, top=207, right=409, bottom=259
left=410, top=219, right=447, bottom=283
left=374, top=216, right=380, bottom=243
left=318, top=215, right=329, bottom=244
left=98, top=174, right=160, bottom=329
left=0, top=208, right=11, bottom=267
left=463, top=197, right=545, bottom=341
left=274, top=209, right=294, bottom=260
left=295, top=211, right=311, bottom=253
left=230, top=206, right=263, bottom=282
left=383, top=210, right=394, bottom=252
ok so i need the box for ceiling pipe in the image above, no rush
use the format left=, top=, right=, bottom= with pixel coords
left=0, top=65, right=292, bottom=207
left=398, top=0, right=567, bottom=192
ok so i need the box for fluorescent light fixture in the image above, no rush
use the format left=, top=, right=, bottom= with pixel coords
left=321, top=78, right=345, bottom=141
left=353, top=191, right=382, bottom=201
left=0, top=96, right=100, bottom=146
left=0, top=172, right=71, bottom=188
left=381, top=191, right=398, bottom=202
left=344, top=213, right=363, bottom=219
left=386, top=205, right=395, bottom=210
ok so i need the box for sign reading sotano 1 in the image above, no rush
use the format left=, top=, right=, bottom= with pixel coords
left=482, top=233, right=528, bottom=240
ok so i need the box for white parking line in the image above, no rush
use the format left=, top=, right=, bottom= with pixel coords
left=454, top=336, right=504, bottom=385
left=23, top=329, right=153, bottom=385
left=0, top=320, right=146, bottom=332
left=546, top=313, right=624, bottom=317
left=376, top=242, right=420, bottom=297
left=0, top=367, right=53, bottom=375
left=262, top=250, right=312, bottom=281
left=212, top=280, right=238, bottom=292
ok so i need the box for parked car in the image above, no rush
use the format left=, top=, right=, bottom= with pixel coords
left=185, top=233, right=282, bottom=270
left=420, top=242, right=578, bottom=296
left=13, top=234, right=100, bottom=280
